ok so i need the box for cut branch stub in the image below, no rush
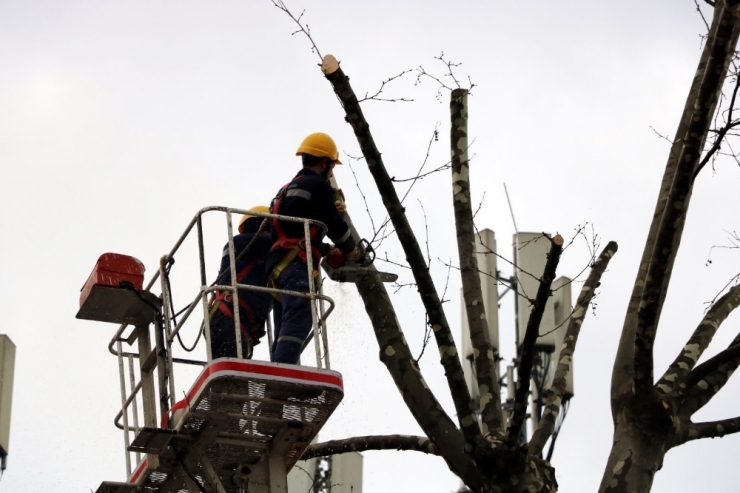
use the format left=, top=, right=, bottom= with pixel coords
left=450, top=88, right=503, bottom=436
left=506, top=234, right=564, bottom=448
left=529, top=241, right=618, bottom=456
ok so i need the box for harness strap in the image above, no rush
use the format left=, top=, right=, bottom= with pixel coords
left=267, top=245, right=302, bottom=301
left=209, top=258, right=262, bottom=355
left=271, top=175, right=323, bottom=262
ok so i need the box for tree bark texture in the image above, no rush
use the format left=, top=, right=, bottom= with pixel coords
left=612, top=0, right=740, bottom=408
left=302, top=434, right=439, bottom=460
left=334, top=202, right=486, bottom=491
left=680, top=332, right=740, bottom=415
left=450, top=88, right=503, bottom=435
left=655, top=284, right=740, bottom=394
left=321, top=55, right=490, bottom=460
left=529, top=241, right=618, bottom=456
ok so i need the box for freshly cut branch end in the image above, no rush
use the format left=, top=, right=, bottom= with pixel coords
left=322, top=54, right=340, bottom=75
left=552, top=234, right=564, bottom=246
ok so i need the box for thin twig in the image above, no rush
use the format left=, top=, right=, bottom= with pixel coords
left=358, top=69, right=415, bottom=103
left=271, top=1, right=323, bottom=60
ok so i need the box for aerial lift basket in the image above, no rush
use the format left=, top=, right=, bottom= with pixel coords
left=101, top=359, right=343, bottom=493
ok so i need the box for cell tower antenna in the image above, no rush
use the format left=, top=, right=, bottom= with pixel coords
left=503, top=182, right=519, bottom=233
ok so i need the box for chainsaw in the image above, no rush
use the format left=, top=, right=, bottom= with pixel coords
left=321, top=238, right=397, bottom=283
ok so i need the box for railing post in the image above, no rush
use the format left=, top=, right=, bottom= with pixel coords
left=136, top=324, right=158, bottom=428
left=116, top=340, right=132, bottom=477
left=226, top=211, right=244, bottom=359
left=304, top=221, right=322, bottom=368
left=127, top=354, right=141, bottom=466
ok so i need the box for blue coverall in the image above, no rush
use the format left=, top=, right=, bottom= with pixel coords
left=266, top=168, right=356, bottom=364
left=210, top=218, right=273, bottom=359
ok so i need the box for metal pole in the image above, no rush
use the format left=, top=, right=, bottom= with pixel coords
left=158, top=261, right=177, bottom=410
left=117, top=340, right=132, bottom=476
left=316, top=274, right=331, bottom=369
left=155, top=260, right=170, bottom=418
left=127, top=355, right=141, bottom=465
left=136, top=325, right=158, bottom=428
left=226, top=211, right=243, bottom=359
left=197, top=215, right=214, bottom=363
left=303, top=220, right=322, bottom=368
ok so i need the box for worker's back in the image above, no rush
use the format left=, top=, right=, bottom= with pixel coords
left=267, top=167, right=353, bottom=273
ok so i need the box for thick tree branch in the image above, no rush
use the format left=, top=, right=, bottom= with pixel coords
left=301, top=434, right=440, bottom=460
left=656, top=284, right=740, bottom=394
left=505, top=235, right=564, bottom=447
left=450, top=88, right=502, bottom=435
left=529, top=241, right=618, bottom=456
left=682, top=341, right=740, bottom=393
left=676, top=417, right=740, bottom=445
left=613, top=0, right=740, bottom=409
left=680, top=330, right=740, bottom=415
left=329, top=199, right=485, bottom=490
left=321, top=55, right=488, bottom=461
left=632, top=0, right=740, bottom=396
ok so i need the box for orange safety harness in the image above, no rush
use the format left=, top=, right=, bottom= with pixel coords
left=267, top=175, right=324, bottom=300
left=270, top=175, right=323, bottom=263
left=210, top=258, right=261, bottom=347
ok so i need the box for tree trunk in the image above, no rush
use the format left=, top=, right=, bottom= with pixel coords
left=599, top=391, right=674, bottom=492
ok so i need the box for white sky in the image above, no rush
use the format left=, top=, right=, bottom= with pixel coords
left=2, top=1, right=740, bottom=492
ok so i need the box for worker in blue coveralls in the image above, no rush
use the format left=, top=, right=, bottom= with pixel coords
left=266, top=132, right=361, bottom=364
left=209, top=206, right=273, bottom=360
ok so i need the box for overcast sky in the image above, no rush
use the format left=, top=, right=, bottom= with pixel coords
left=2, top=1, right=740, bottom=492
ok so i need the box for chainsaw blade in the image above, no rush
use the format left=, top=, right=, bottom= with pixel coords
left=320, top=259, right=398, bottom=283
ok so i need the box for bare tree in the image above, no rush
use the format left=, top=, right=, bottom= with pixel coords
left=274, top=1, right=740, bottom=492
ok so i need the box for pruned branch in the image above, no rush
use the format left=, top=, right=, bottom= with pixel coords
left=505, top=234, right=564, bottom=447
left=330, top=198, right=484, bottom=490
left=451, top=88, right=502, bottom=436
left=321, top=56, right=487, bottom=488
left=529, top=241, right=618, bottom=456
left=301, top=435, right=440, bottom=460
left=656, top=283, right=740, bottom=394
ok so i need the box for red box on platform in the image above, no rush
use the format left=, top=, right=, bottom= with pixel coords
left=79, top=253, right=146, bottom=307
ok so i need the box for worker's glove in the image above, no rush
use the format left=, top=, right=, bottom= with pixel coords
left=345, top=245, right=363, bottom=264
left=326, top=247, right=345, bottom=268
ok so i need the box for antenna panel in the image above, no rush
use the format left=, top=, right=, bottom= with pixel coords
left=460, top=229, right=500, bottom=398
left=514, top=233, right=557, bottom=350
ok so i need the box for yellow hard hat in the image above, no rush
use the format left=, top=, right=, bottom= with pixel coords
left=296, top=132, right=342, bottom=164
left=239, top=205, right=269, bottom=233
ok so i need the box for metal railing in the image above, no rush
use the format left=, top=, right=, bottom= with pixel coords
left=105, top=206, right=336, bottom=477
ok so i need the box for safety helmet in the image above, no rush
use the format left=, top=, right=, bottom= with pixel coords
left=238, top=205, right=269, bottom=233
left=296, top=132, right=342, bottom=164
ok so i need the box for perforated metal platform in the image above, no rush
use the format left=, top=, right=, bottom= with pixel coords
left=100, top=358, right=344, bottom=493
